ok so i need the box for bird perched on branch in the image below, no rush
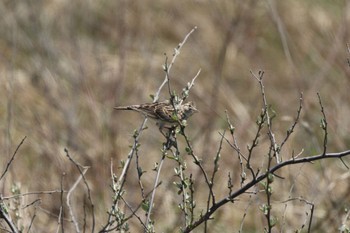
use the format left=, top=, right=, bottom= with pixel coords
left=114, top=100, right=198, bottom=131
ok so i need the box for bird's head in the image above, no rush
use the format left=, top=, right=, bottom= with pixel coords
left=182, top=101, right=198, bottom=119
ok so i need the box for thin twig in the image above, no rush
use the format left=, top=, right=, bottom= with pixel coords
left=113, top=125, right=146, bottom=217
left=102, top=181, right=162, bottom=233
left=282, top=197, right=314, bottom=233
left=67, top=169, right=87, bottom=233
left=0, top=200, right=19, bottom=233
left=55, top=204, right=63, bottom=233
left=224, top=112, right=249, bottom=186
left=238, top=194, right=256, bottom=233
left=136, top=147, right=146, bottom=200
left=0, top=136, right=26, bottom=181
left=183, top=149, right=350, bottom=233
left=60, top=172, right=65, bottom=233
left=144, top=27, right=199, bottom=230
left=204, top=130, right=225, bottom=231
left=346, top=44, right=350, bottom=67
left=26, top=201, right=38, bottom=233
left=246, top=103, right=266, bottom=179
left=209, top=130, right=225, bottom=205
left=180, top=126, right=214, bottom=207
left=251, top=71, right=280, bottom=163
left=22, top=199, right=41, bottom=209
left=64, top=148, right=95, bottom=232
left=279, top=92, right=303, bottom=153
left=180, top=69, right=201, bottom=104
left=281, top=162, right=305, bottom=232
left=339, top=157, right=349, bottom=169
left=2, top=190, right=67, bottom=200
left=101, top=120, right=147, bottom=232
left=120, top=196, right=148, bottom=230
left=153, top=26, right=198, bottom=102
left=145, top=151, right=166, bottom=231
left=118, top=121, right=147, bottom=185
left=267, top=0, right=295, bottom=71
left=317, top=93, right=328, bottom=155
left=65, top=159, right=89, bottom=233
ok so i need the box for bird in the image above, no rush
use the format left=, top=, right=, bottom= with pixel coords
left=114, top=100, right=198, bottom=131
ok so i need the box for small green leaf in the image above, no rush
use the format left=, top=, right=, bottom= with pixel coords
left=141, top=200, right=150, bottom=212
left=137, top=167, right=145, bottom=177
left=229, top=125, right=235, bottom=134
left=267, top=173, right=274, bottom=183
left=259, top=203, right=270, bottom=215
left=320, top=119, right=326, bottom=129
left=270, top=216, right=277, bottom=227
left=185, top=147, right=192, bottom=154
left=260, top=181, right=267, bottom=189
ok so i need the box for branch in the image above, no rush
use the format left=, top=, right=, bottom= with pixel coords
left=279, top=92, right=303, bottom=152
left=0, top=199, right=19, bottom=233
left=183, top=149, right=350, bottom=233
left=251, top=71, right=280, bottom=163
left=64, top=149, right=90, bottom=233
left=66, top=167, right=88, bottom=233
left=317, top=93, right=328, bottom=155
left=282, top=197, right=314, bottom=233
left=145, top=150, right=166, bottom=230
left=2, top=190, right=66, bottom=200
left=154, top=26, right=198, bottom=102
left=0, top=136, right=26, bottom=181
left=64, top=148, right=95, bottom=232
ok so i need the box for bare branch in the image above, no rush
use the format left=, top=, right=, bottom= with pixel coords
left=66, top=167, right=88, bottom=233
left=282, top=197, right=314, bottom=233
left=180, top=69, right=201, bottom=104
left=183, top=149, right=350, bottom=233
left=2, top=190, right=66, bottom=200
left=0, top=136, right=26, bottom=181
left=64, top=148, right=95, bottom=232
left=154, top=26, right=198, bottom=102
left=0, top=199, right=19, bottom=233
left=145, top=150, right=166, bottom=230
left=280, top=92, right=303, bottom=152
left=64, top=149, right=90, bottom=233
left=317, top=93, right=328, bottom=155
left=0, top=202, right=19, bottom=233
left=251, top=71, right=281, bottom=163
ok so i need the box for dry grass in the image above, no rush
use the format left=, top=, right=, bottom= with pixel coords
left=1, top=0, right=350, bottom=232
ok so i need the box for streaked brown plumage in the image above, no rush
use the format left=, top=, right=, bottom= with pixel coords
left=114, top=101, right=198, bottom=129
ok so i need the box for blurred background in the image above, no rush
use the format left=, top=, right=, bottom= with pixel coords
left=1, top=0, right=350, bottom=232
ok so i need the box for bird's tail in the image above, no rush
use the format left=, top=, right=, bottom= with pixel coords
left=114, top=105, right=138, bottom=110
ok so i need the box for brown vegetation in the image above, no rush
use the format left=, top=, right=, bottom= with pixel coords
left=1, top=0, right=350, bottom=232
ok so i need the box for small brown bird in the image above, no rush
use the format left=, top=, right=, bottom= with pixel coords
left=114, top=100, right=198, bottom=130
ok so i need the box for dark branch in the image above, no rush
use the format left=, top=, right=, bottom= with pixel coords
left=183, top=149, right=350, bottom=233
